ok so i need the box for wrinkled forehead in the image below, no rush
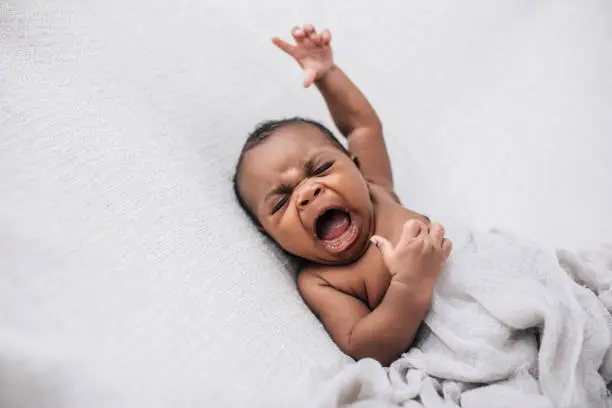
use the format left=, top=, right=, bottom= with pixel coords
left=238, top=124, right=339, bottom=205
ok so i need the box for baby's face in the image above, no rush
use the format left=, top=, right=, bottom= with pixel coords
left=239, top=124, right=374, bottom=265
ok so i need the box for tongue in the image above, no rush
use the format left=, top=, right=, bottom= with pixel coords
left=318, top=211, right=350, bottom=240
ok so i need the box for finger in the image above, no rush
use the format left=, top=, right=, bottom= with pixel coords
left=292, top=27, right=306, bottom=42
left=303, top=24, right=315, bottom=36
left=272, top=37, right=295, bottom=56
left=428, top=222, right=445, bottom=249
left=397, top=219, right=424, bottom=249
left=303, top=68, right=317, bottom=88
left=311, top=33, right=323, bottom=46
left=370, top=235, right=394, bottom=265
left=301, top=36, right=315, bottom=48
left=304, top=25, right=318, bottom=46
left=417, top=221, right=429, bottom=238
left=321, top=29, right=331, bottom=45
left=441, top=238, right=453, bottom=259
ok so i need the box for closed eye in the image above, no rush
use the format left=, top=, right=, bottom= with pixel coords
left=271, top=195, right=289, bottom=214
left=312, top=161, right=333, bottom=176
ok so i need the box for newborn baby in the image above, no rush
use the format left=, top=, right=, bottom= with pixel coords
left=233, top=24, right=452, bottom=365
left=231, top=26, right=612, bottom=406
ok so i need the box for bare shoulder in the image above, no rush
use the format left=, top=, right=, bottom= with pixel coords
left=300, top=258, right=374, bottom=309
left=298, top=260, right=362, bottom=297
left=297, top=265, right=326, bottom=293
left=367, top=181, right=401, bottom=205
left=297, top=264, right=360, bottom=318
left=298, top=260, right=354, bottom=292
left=297, top=265, right=338, bottom=304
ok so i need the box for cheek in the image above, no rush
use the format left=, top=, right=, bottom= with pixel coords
left=265, top=207, right=310, bottom=249
left=279, top=206, right=306, bottom=236
left=328, top=167, right=369, bottom=198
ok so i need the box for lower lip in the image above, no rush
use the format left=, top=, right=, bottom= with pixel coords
left=320, top=220, right=359, bottom=253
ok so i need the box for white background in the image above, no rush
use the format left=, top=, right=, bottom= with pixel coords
left=1, top=0, right=611, bottom=406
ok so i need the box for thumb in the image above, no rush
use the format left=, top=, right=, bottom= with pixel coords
left=370, top=235, right=394, bottom=264
left=303, top=68, right=317, bottom=88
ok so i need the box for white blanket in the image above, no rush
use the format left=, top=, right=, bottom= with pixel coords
left=313, top=225, right=612, bottom=408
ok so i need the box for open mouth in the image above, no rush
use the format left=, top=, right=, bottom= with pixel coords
left=315, top=208, right=359, bottom=253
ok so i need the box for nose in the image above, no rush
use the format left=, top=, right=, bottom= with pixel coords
left=297, top=183, right=323, bottom=209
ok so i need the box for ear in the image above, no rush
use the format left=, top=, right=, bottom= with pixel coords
left=352, top=155, right=361, bottom=169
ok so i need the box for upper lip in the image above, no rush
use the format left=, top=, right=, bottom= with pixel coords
left=312, top=205, right=349, bottom=239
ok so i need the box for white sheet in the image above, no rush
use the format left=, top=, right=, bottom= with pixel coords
left=1, top=0, right=611, bottom=406
left=311, top=225, right=612, bottom=407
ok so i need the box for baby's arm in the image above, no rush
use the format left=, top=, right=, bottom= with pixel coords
left=315, top=66, right=392, bottom=190
left=300, top=220, right=451, bottom=365
left=272, top=25, right=393, bottom=191
left=299, top=269, right=430, bottom=366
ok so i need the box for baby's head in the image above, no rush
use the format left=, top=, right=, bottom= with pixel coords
left=233, top=118, right=375, bottom=265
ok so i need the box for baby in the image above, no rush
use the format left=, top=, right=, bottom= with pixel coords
left=233, top=25, right=452, bottom=365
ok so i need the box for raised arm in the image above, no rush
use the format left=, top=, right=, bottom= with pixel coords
left=272, top=25, right=393, bottom=190
left=315, top=66, right=392, bottom=189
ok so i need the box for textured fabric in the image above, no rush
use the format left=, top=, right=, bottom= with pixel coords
left=1, top=0, right=611, bottom=407
left=314, top=225, right=612, bottom=408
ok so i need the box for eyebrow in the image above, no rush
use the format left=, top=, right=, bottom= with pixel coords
left=263, top=155, right=321, bottom=203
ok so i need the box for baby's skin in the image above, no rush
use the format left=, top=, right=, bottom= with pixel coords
left=235, top=25, right=452, bottom=365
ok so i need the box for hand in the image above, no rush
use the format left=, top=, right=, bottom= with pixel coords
left=272, top=24, right=334, bottom=88
left=370, top=220, right=452, bottom=287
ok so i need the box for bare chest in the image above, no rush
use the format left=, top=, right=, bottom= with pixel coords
left=315, top=195, right=430, bottom=309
